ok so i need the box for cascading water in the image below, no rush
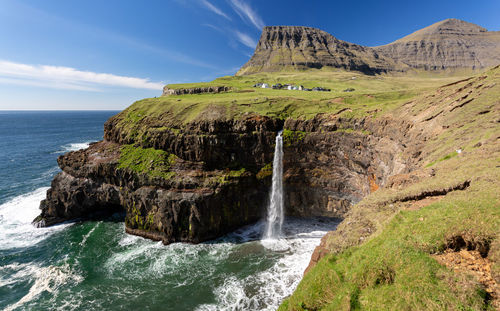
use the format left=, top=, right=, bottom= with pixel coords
left=263, top=131, right=284, bottom=239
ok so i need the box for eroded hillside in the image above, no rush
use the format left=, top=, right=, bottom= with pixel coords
left=280, top=65, right=500, bottom=311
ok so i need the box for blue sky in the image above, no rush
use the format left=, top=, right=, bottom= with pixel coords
left=1, top=0, right=499, bottom=110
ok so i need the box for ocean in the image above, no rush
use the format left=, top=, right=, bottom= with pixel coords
left=0, top=111, right=338, bottom=311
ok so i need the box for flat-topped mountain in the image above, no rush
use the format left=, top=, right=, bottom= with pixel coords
left=238, top=20, right=500, bottom=75
left=236, top=26, right=406, bottom=75
left=374, top=18, right=500, bottom=70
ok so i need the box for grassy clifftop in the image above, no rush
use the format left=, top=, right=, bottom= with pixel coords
left=111, top=70, right=465, bottom=143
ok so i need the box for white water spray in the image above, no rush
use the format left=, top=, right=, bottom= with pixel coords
left=264, top=131, right=284, bottom=239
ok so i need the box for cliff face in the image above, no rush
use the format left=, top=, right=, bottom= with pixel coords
left=35, top=108, right=418, bottom=244
left=282, top=115, right=412, bottom=218
left=374, top=19, right=500, bottom=70
left=237, top=26, right=406, bottom=75
left=36, top=117, right=281, bottom=244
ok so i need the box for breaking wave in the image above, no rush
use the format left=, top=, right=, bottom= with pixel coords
left=101, top=218, right=337, bottom=310
left=0, top=187, right=71, bottom=250
left=3, top=263, right=83, bottom=311
left=53, top=142, right=92, bottom=154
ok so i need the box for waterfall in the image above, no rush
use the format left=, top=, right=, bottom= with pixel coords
left=264, top=131, right=284, bottom=239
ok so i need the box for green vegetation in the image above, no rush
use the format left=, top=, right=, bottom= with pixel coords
left=118, top=144, right=177, bottom=179
left=280, top=176, right=499, bottom=310
left=219, top=168, right=249, bottom=184
left=426, top=150, right=459, bottom=167
left=279, top=66, right=500, bottom=310
left=110, top=70, right=467, bottom=143
left=283, top=129, right=306, bottom=147
left=256, top=162, right=273, bottom=180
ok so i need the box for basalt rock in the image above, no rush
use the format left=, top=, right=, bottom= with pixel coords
left=282, top=114, right=415, bottom=218
left=162, top=86, right=231, bottom=96
left=35, top=107, right=418, bottom=244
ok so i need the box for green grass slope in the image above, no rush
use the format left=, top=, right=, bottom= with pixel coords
left=279, top=66, right=500, bottom=310
left=111, top=70, right=465, bottom=143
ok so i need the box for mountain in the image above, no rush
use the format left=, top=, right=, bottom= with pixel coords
left=236, top=26, right=406, bottom=75
left=238, top=20, right=500, bottom=75
left=374, top=18, right=500, bottom=70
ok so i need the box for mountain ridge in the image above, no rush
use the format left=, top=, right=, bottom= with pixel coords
left=238, top=19, right=500, bottom=75
left=374, top=18, right=500, bottom=70
left=236, top=25, right=407, bottom=75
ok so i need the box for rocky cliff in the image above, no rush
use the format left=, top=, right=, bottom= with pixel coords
left=237, top=26, right=406, bottom=75
left=35, top=106, right=419, bottom=244
left=162, top=85, right=231, bottom=96
left=374, top=19, right=500, bottom=70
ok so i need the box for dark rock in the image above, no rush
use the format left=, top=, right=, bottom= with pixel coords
left=36, top=110, right=425, bottom=244
left=162, top=86, right=231, bottom=96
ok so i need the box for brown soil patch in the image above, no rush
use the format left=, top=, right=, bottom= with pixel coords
left=406, top=195, right=444, bottom=211
left=433, top=249, right=500, bottom=309
left=330, top=97, right=345, bottom=104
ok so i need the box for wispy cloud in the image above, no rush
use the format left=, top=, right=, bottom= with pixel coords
left=0, top=60, right=164, bottom=91
left=234, top=31, right=257, bottom=48
left=2, top=1, right=216, bottom=71
left=229, top=0, right=264, bottom=30
left=200, top=0, right=231, bottom=20
left=202, top=23, right=223, bottom=32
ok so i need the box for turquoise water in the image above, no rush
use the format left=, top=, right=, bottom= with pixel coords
left=0, top=111, right=339, bottom=310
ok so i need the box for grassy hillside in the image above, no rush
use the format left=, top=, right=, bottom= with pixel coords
left=279, top=66, right=500, bottom=310
left=112, top=69, right=465, bottom=142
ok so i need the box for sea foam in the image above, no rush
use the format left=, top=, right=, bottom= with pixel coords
left=0, top=187, right=71, bottom=250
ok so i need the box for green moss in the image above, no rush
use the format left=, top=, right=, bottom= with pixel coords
left=256, top=162, right=273, bottom=180
left=218, top=168, right=249, bottom=185
left=228, top=168, right=247, bottom=177
left=283, top=129, right=306, bottom=147
left=146, top=213, right=154, bottom=229
left=118, top=144, right=177, bottom=179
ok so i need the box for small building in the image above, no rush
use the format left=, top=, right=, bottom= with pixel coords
left=262, top=83, right=270, bottom=88
left=287, top=85, right=294, bottom=90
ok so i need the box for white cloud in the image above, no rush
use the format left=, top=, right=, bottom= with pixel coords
left=202, top=23, right=223, bottom=32
left=234, top=31, right=257, bottom=48
left=200, top=0, right=231, bottom=20
left=0, top=60, right=164, bottom=91
left=229, top=0, right=264, bottom=30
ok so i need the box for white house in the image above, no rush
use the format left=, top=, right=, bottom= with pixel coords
left=262, top=83, right=270, bottom=88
